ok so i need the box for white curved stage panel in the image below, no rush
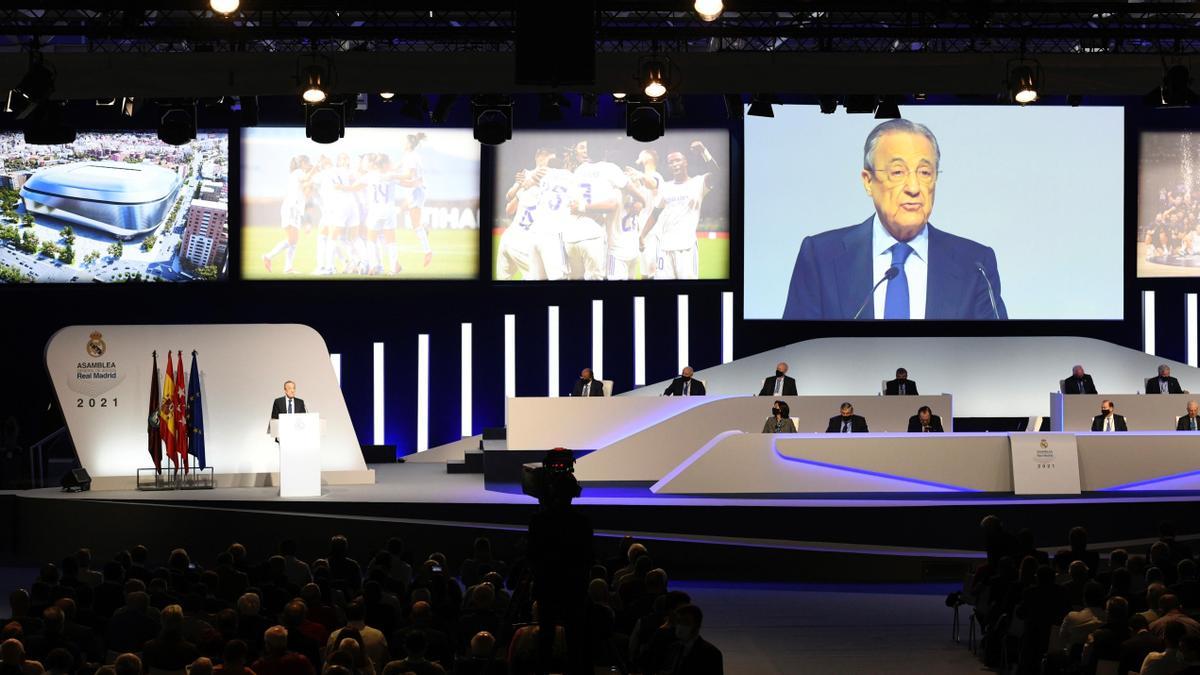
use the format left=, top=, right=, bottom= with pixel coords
left=45, top=324, right=373, bottom=490
left=1052, top=393, right=1196, bottom=431
left=542, top=395, right=950, bottom=483
left=627, top=337, right=1192, bottom=418
left=1077, top=433, right=1200, bottom=490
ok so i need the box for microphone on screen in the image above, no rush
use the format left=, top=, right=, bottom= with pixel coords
left=852, top=266, right=899, bottom=320
left=975, top=262, right=1000, bottom=320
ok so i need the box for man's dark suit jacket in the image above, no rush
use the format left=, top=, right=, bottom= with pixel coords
left=758, top=375, right=797, bottom=396
left=1177, top=415, right=1200, bottom=431
left=907, top=414, right=943, bottom=432
left=1147, top=376, right=1184, bottom=394
left=826, top=414, right=869, bottom=433
left=782, top=217, right=1008, bottom=320
left=662, top=636, right=724, bottom=675
left=572, top=379, right=604, bottom=397
left=1091, top=414, right=1128, bottom=432
left=270, top=396, right=307, bottom=419
left=663, top=377, right=706, bottom=396
left=885, top=378, right=919, bottom=395
left=1062, top=374, right=1098, bottom=395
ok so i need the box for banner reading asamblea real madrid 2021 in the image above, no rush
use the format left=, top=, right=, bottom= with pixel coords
left=44, top=324, right=371, bottom=488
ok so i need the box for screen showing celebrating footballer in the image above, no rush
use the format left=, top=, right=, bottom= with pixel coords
left=0, top=130, right=229, bottom=283
left=492, top=130, right=730, bottom=281
left=241, top=127, right=480, bottom=280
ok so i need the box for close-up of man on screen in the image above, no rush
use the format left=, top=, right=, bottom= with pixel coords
left=781, top=119, right=1008, bottom=320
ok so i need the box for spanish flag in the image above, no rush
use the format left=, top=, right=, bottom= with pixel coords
left=160, top=350, right=176, bottom=466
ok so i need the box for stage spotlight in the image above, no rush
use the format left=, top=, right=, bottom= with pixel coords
left=817, top=95, right=838, bottom=114
left=642, top=61, right=667, bottom=99
left=301, top=66, right=327, bottom=104
left=399, top=95, right=429, bottom=121
left=431, top=94, right=458, bottom=123
left=580, top=93, right=598, bottom=118
left=1008, top=63, right=1040, bottom=105
left=747, top=94, right=776, bottom=118
left=612, top=92, right=627, bottom=101
left=538, top=93, right=570, bottom=121
left=15, top=54, right=55, bottom=103
left=626, top=98, right=665, bottom=143
left=723, top=94, right=743, bottom=120
left=874, top=97, right=901, bottom=119
left=305, top=101, right=344, bottom=144
left=472, top=95, right=513, bottom=146
left=379, top=92, right=395, bottom=101
left=95, top=98, right=117, bottom=106
left=694, top=0, right=724, bottom=22
left=24, top=102, right=75, bottom=145
left=1151, top=65, right=1198, bottom=107
left=157, top=103, right=197, bottom=146
left=210, top=0, right=239, bottom=14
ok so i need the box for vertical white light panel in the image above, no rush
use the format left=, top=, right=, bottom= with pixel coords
left=1189, top=294, right=1198, bottom=368
left=329, top=353, right=341, bottom=387
left=592, top=300, right=604, bottom=380
left=461, top=323, right=472, bottom=437
left=722, top=291, right=734, bottom=364
left=547, top=306, right=560, bottom=397
left=504, top=314, right=516, bottom=399
left=416, top=334, right=429, bottom=452
left=372, top=342, right=384, bottom=445
left=677, top=294, right=689, bottom=373
left=633, top=297, right=646, bottom=387
left=1144, top=290, right=1156, bottom=356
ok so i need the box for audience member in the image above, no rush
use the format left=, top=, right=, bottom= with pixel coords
left=1141, top=621, right=1188, bottom=675
left=1120, top=614, right=1164, bottom=675
left=1150, top=594, right=1200, bottom=638
left=251, top=627, right=315, bottom=675
left=659, top=605, right=723, bottom=675
left=142, top=604, right=200, bottom=671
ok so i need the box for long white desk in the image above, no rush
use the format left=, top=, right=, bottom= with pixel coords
left=1050, top=393, right=1196, bottom=431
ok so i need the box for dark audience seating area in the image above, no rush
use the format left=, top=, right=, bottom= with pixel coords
left=0, top=533, right=722, bottom=675
left=964, top=517, right=1200, bottom=675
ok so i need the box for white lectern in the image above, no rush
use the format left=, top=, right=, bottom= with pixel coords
left=269, top=413, right=323, bottom=497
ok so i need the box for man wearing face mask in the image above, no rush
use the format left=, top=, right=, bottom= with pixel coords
left=661, top=604, right=724, bottom=675
left=571, top=368, right=605, bottom=397
left=757, top=362, right=797, bottom=396
left=1091, top=400, right=1127, bottom=432
left=826, top=402, right=869, bottom=433
left=663, top=366, right=706, bottom=396
left=762, top=401, right=796, bottom=433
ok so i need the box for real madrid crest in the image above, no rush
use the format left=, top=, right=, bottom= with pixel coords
left=86, top=331, right=106, bottom=358
left=1039, top=439, right=1049, bottom=449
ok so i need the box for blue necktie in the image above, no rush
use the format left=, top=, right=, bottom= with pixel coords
left=883, top=242, right=914, bottom=319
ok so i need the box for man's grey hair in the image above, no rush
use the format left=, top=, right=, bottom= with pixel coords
left=1159, top=364, right=1171, bottom=375
left=863, top=119, right=941, bottom=172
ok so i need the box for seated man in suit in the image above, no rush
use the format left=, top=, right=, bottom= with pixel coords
left=1177, top=401, right=1200, bottom=431
left=1063, top=365, right=1098, bottom=395
left=1148, top=364, right=1185, bottom=395
left=270, top=380, right=306, bottom=418
left=660, top=605, right=723, bottom=675
left=782, top=118, right=1007, bottom=320
left=907, top=405, right=943, bottom=432
left=885, top=367, right=918, bottom=396
left=571, top=368, right=604, bottom=397
left=663, top=366, right=706, bottom=396
left=758, top=362, right=797, bottom=396
left=1091, top=400, right=1127, bottom=432
left=826, top=402, right=868, bottom=433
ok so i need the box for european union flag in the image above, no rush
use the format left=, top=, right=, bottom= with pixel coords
left=187, top=351, right=206, bottom=470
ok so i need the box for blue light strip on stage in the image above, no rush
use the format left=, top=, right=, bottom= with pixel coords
left=1100, top=468, right=1200, bottom=492
left=773, top=443, right=979, bottom=493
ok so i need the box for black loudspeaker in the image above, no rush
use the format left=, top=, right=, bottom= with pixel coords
left=60, top=467, right=91, bottom=492
left=515, top=1, right=596, bottom=85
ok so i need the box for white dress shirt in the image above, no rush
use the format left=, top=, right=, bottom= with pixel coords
left=773, top=376, right=784, bottom=396
left=871, top=215, right=929, bottom=320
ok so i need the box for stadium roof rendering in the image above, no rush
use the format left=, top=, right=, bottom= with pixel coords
left=19, top=161, right=182, bottom=240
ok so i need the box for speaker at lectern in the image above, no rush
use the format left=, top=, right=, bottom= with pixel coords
left=268, top=413, right=324, bottom=498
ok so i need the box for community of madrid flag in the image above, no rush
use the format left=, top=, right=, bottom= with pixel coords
left=187, top=351, right=205, bottom=470
left=147, top=351, right=161, bottom=473
left=175, top=350, right=189, bottom=474
left=160, top=351, right=176, bottom=466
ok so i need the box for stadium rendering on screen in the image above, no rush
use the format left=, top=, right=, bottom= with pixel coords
left=492, top=130, right=730, bottom=281
left=241, top=127, right=480, bottom=280
left=743, top=105, right=1124, bottom=320
left=1138, top=131, right=1200, bottom=278
left=0, top=131, right=229, bottom=283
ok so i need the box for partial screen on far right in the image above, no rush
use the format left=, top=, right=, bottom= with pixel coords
left=1139, top=131, right=1200, bottom=278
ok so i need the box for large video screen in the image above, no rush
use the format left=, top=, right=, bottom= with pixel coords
left=1138, top=131, right=1200, bottom=278
left=0, top=131, right=229, bottom=283
left=241, top=127, right=480, bottom=280
left=492, top=130, right=729, bottom=280
left=744, top=106, right=1124, bottom=320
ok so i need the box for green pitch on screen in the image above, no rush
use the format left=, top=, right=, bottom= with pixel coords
left=242, top=226, right=479, bottom=280
left=491, top=235, right=729, bottom=281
